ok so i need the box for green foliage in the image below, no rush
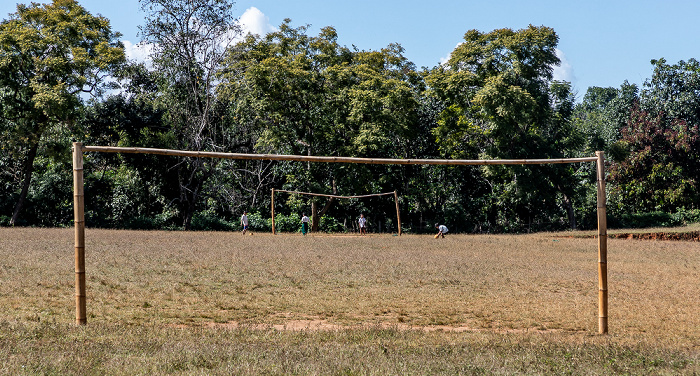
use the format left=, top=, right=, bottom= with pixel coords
left=641, top=58, right=700, bottom=125
left=319, top=215, right=345, bottom=233
left=608, top=105, right=699, bottom=213
left=0, top=0, right=125, bottom=225
left=3, top=4, right=700, bottom=232
left=426, top=25, right=584, bottom=231
left=219, top=20, right=421, bottom=207
left=190, top=212, right=235, bottom=231
left=246, top=212, right=271, bottom=232
left=273, top=213, right=301, bottom=233
left=138, top=0, right=240, bottom=230
left=608, top=211, right=683, bottom=229
left=573, top=83, right=638, bottom=157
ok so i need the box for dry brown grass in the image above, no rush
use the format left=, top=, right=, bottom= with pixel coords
left=0, top=227, right=698, bottom=374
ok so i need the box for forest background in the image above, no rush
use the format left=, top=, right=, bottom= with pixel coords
left=1, top=0, right=699, bottom=234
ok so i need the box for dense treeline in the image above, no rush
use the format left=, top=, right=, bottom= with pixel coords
left=1, top=0, right=699, bottom=233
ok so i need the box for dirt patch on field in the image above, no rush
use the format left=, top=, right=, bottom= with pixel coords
left=608, top=231, right=700, bottom=241
left=563, top=231, right=700, bottom=241
left=174, top=317, right=576, bottom=334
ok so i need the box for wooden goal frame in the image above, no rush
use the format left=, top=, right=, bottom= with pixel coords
left=270, top=189, right=401, bottom=235
left=71, top=143, right=608, bottom=334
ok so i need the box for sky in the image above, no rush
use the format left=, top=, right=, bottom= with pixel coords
left=2, top=0, right=699, bottom=100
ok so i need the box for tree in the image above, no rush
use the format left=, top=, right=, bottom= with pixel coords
left=641, top=58, right=700, bottom=126
left=426, top=25, right=583, bottom=231
left=607, top=58, right=700, bottom=214
left=573, top=83, right=638, bottom=160
left=608, top=104, right=699, bottom=213
left=219, top=21, right=422, bottom=231
left=0, top=0, right=125, bottom=225
left=139, top=0, right=241, bottom=229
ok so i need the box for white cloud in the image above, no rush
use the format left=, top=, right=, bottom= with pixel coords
left=553, top=48, right=575, bottom=83
left=123, top=40, right=154, bottom=66
left=439, top=54, right=450, bottom=66
left=237, top=7, right=276, bottom=38
left=119, top=7, right=276, bottom=67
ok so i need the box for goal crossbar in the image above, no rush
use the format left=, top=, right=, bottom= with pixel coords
left=273, top=189, right=395, bottom=199
left=71, top=143, right=608, bottom=334
left=80, top=145, right=598, bottom=165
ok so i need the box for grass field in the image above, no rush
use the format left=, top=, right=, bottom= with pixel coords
left=0, top=227, right=698, bottom=375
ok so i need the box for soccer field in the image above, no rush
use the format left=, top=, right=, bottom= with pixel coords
left=0, top=227, right=697, bottom=374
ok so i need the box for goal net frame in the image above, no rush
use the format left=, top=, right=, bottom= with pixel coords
left=71, top=143, right=608, bottom=334
left=270, top=189, right=402, bottom=235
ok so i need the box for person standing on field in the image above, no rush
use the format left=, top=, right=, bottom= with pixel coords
left=301, top=213, right=310, bottom=235
left=241, top=211, right=249, bottom=234
left=435, top=223, right=448, bottom=238
left=358, top=213, right=367, bottom=235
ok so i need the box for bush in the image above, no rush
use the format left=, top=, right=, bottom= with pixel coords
left=266, top=214, right=344, bottom=233
left=608, top=211, right=682, bottom=229
left=246, top=212, right=271, bottom=232
left=319, top=215, right=344, bottom=233
left=122, top=216, right=162, bottom=230
left=191, top=213, right=235, bottom=231
left=273, top=213, right=302, bottom=233
left=671, top=208, right=700, bottom=225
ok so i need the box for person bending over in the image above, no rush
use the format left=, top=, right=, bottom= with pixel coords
left=435, top=223, right=448, bottom=238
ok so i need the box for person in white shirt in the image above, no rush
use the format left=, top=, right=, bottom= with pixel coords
left=358, top=213, right=367, bottom=235
left=301, top=213, right=310, bottom=235
left=435, top=223, right=448, bottom=238
left=240, top=212, right=249, bottom=234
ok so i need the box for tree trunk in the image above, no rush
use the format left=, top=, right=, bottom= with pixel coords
left=318, top=197, right=335, bottom=217
left=10, top=142, right=39, bottom=226
left=179, top=159, right=212, bottom=231
left=311, top=201, right=319, bottom=231
left=562, top=193, right=577, bottom=230
left=312, top=179, right=337, bottom=232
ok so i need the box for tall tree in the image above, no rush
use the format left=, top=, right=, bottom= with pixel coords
left=427, top=25, right=583, bottom=231
left=640, top=58, right=700, bottom=126
left=608, top=104, right=699, bottom=213
left=139, top=0, right=241, bottom=229
left=0, top=0, right=125, bottom=225
left=573, top=83, right=638, bottom=160
left=608, top=58, right=700, bottom=214
left=219, top=21, right=421, bottom=230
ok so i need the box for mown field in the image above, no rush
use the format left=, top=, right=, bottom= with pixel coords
left=0, top=227, right=698, bottom=375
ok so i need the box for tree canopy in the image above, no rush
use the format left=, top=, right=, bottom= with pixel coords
left=0, top=0, right=125, bottom=225
left=1, top=3, right=699, bottom=231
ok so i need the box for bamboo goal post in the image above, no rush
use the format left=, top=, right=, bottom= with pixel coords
left=71, top=144, right=607, bottom=333
left=270, top=189, right=402, bottom=235
left=72, top=142, right=87, bottom=325
left=596, top=151, right=608, bottom=334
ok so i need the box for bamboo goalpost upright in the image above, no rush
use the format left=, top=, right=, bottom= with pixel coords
left=72, top=142, right=87, bottom=325
left=596, top=151, right=608, bottom=334
left=394, top=191, right=402, bottom=236
left=271, top=188, right=276, bottom=235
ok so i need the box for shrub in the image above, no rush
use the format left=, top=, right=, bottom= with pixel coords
left=191, top=213, right=235, bottom=231
left=319, top=215, right=344, bottom=233
left=608, top=211, right=682, bottom=229
left=123, top=216, right=162, bottom=230
left=246, top=212, right=271, bottom=232
left=273, top=213, right=300, bottom=233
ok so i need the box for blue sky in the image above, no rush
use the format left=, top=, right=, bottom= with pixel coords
left=3, top=0, right=699, bottom=100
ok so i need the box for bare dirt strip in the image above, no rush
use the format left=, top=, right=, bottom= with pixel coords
left=563, top=231, right=700, bottom=241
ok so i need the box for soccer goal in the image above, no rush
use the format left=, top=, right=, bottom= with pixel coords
left=71, top=143, right=608, bottom=334
left=270, top=189, right=401, bottom=235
